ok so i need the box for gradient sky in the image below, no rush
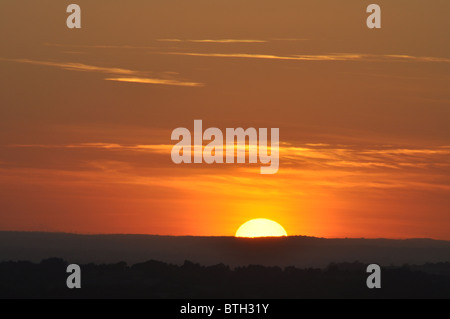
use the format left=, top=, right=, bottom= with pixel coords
left=0, top=0, right=449, bottom=239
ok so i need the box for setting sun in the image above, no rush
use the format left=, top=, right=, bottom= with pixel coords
left=235, top=219, right=288, bottom=238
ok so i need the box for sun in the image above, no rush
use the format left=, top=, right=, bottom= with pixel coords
left=235, top=218, right=288, bottom=238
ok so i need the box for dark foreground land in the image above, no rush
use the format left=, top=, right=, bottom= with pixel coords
left=2, top=232, right=450, bottom=268
left=1, top=258, right=450, bottom=299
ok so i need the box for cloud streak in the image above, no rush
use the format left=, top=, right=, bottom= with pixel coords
left=1, top=58, right=143, bottom=75
left=163, top=52, right=450, bottom=63
left=9, top=142, right=450, bottom=171
left=44, top=43, right=157, bottom=50
left=3, top=141, right=450, bottom=202
left=8, top=143, right=173, bottom=154
left=158, top=39, right=267, bottom=43
left=104, top=77, right=204, bottom=87
left=0, top=57, right=203, bottom=87
left=2, top=144, right=450, bottom=196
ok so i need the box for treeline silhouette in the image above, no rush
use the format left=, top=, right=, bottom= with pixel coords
left=1, top=259, right=450, bottom=299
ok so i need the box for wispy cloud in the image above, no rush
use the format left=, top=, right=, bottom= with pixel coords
left=158, top=39, right=267, bottom=43
left=44, top=43, right=157, bottom=50
left=8, top=143, right=172, bottom=154
left=384, top=55, right=450, bottom=63
left=3, top=142, right=450, bottom=195
left=104, top=77, right=204, bottom=87
left=165, top=52, right=359, bottom=61
left=281, top=143, right=450, bottom=171
left=9, top=142, right=450, bottom=171
left=0, top=57, right=203, bottom=87
left=270, top=38, right=309, bottom=42
left=1, top=58, right=142, bottom=76
left=163, top=52, right=450, bottom=63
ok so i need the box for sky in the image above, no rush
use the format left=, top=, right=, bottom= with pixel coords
left=0, top=0, right=449, bottom=239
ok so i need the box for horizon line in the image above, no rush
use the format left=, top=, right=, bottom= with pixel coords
left=0, top=230, right=443, bottom=242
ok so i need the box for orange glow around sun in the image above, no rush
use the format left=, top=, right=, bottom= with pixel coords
left=235, top=219, right=288, bottom=238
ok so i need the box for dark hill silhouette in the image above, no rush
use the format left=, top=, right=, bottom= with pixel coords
left=1, top=232, right=450, bottom=268
left=1, top=258, right=450, bottom=299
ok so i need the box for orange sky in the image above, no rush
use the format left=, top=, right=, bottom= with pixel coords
left=0, top=0, right=449, bottom=239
